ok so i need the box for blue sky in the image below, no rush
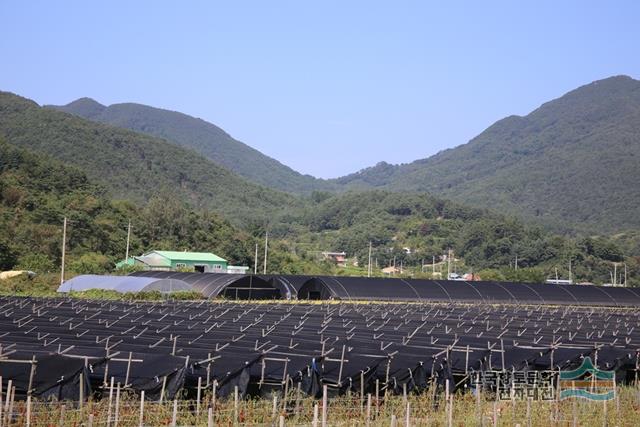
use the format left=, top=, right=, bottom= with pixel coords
left=1, top=1, right=639, bottom=178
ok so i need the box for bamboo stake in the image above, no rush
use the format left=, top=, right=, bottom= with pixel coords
left=139, top=390, right=145, bottom=427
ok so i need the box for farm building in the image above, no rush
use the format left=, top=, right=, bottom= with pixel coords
left=117, top=250, right=228, bottom=272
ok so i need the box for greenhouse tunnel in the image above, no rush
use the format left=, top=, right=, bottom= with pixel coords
left=130, top=271, right=281, bottom=299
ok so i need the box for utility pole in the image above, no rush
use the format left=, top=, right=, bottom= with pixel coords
left=613, top=263, right=617, bottom=286
left=60, top=217, right=67, bottom=286
left=254, top=243, right=258, bottom=274
left=447, top=249, right=452, bottom=280
left=263, top=231, right=268, bottom=275
left=514, top=254, right=518, bottom=271
left=568, top=258, right=572, bottom=284
left=125, top=220, right=131, bottom=261
left=367, top=241, right=372, bottom=277
left=624, top=263, right=628, bottom=286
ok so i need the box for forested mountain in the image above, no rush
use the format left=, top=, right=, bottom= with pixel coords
left=48, top=98, right=332, bottom=194
left=0, top=140, right=254, bottom=269
left=0, top=91, right=303, bottom=227
left=334, top=76, right=640, bottom=234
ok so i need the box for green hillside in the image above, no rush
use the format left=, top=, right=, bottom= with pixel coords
left=334, top=76, right=640, bottom=234
left=0, top=91, right=303, bottom=227
left=48, top=98, right=333, bottom=194
left=0, top=138, right=635, bottom=286
left=0, top=140, right=253, bottom=269
left=285, top=190, right=637, bottom=285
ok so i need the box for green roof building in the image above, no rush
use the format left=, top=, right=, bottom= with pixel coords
left=117, top=250, right=228, bottom=273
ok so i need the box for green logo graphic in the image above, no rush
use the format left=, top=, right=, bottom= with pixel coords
left=558, top=357, right=615, bottom=401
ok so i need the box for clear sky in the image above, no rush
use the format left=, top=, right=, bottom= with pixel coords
left=1, top=1, right=639, bottom=178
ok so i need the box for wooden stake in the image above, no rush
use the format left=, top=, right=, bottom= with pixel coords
left=312, top=403, right=319, bottom=427
left=295, top=381, right=302, bottom=415
left=171, top=399, right=178, bottom=427
left=139, top=390, right=145, bottom=427
left=115, top=382, right=121, bottom=427
left=492, top=401, right=498, bottom=427
left=448, top=392, right=453, bottom=427
left=322, top=385, right=328, bottom=427
left=25, top=396, right=31, bottom=427
left=124, top=352, right=133, bottom=387
left=196, top=377, right=202, bottom=416
left=159, top=376, right=167, bottom=403
left=272, top=394, right=278, bottom=420
left=88, top=413, right=94, bottom=427
left=79, top=372, right=84, bottom=408
left=360, top=371, right=365, bottom=412
left=366, top=393, right=372, bottom=427
left=59, top=404, right=66, bottom=427
left=391, top=414, right=397, bottom=427
left=106, top=377, right=114, bottom=427
left=234, top=385, right=239, bottom=424
left=405, top=401, right=410, bottom=427
left=207, top=407, right=213, bottom=427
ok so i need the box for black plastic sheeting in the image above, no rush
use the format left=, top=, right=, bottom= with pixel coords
left=1, top=297, right=640, bottom=402
left=128, top=272, right=640, bottom=306
left=297, top=277, right=640, bottom=306
left=0, top=353, right=92, bottom=400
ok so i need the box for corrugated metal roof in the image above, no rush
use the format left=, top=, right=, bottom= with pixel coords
left=151, top=251, right=227, bottom=263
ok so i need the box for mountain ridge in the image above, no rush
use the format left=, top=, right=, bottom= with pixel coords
left=0, top=91, right=304, bottom=228
left=48, top=99, right=334, bottom=194
left=333, top=75, right=640, bottom=233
